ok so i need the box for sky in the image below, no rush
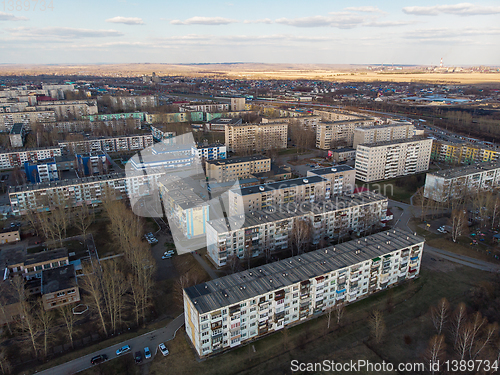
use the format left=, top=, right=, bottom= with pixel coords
left=0, top=0, right=499, bottom=65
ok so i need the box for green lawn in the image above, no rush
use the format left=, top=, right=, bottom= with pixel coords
left=356, top=173, right=426, bottom=203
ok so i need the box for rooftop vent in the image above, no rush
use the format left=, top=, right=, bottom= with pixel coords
left=259, top=186, right=265, bottom=191
left=331, top=168, right=337, bottom=172
left=303, top=179, right=308, bottom=183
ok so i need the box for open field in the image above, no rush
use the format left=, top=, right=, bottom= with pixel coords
left=1, top=63, right=500, bottom=84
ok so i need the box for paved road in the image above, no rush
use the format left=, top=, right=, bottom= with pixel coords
left=37, top=313, right=185, bottom=375
left=389, top=199, right=500, bottom=272
left=192, top=251, right=219, bottom=280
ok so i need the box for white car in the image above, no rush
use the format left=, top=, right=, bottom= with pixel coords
left=158, top=343, right=169, bottom=356
left=164, top=250, right=175, bottom=256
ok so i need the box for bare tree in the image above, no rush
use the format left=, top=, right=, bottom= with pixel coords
left=425, top=335, right=446, bottom=374
left=369, top=309, right=386, bottom=344
left=334, top=301, right=345, bottom=326
left=101, top=259, right=128, bottom=334
left=37, top=300, right=55, bottom=358
left=0, top=347, right=12, bottom=375
left=456, top=322, right=475, bottom=360
left=430, top=297, right=449, bottom=335
left=74, top=203, right=94, bottom=239
left=0, top=282, right=13, bottom=335
left=292, top=218, right=311, bottom=256
left=472, top=323, right=497, bottom=360
left=450, top=209, right=467, bottom=243
left=80, top=262, right=108, bottom=336
left=450, top=302, right=467, bottom=347
left=59, top=304, right=77, bottom=349
left=11, top=276, right=39, bottom=357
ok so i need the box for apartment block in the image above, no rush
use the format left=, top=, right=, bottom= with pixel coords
left=41, top=264, right=81, bottom=311
left=230, top=98, right=246, bottom=112
left=225, top=123, right=288, bottom=153
left=431, top=140, right=500, bottom=165
left=205, top=118, right=242, bottom=132
left=150, top=124, right=176, bottom=141
left=355, top=137, right=432, bottom=182
left=9, top=123, right=25, bottom=148
left=85, top=112, right=146, bottom=123
left=0, top=227, right=20, bottom=244
left=9, top=170, right=164, bottom=215
left=316, top=118, right=375, bottom=149
left=0, top=110, right=56, bottom=132
left=4, top=247, right=69, bottom=280
left=181, top=103, right=230, bottom=112
left=108, top=95, right=157, bottom=111
left=36, top=100, right=98, bottom=119
left=58, top=134, right=153, bottom=154
left=145, top=112, right=190, bottom=124
left=0, top=147, right=62, bottom=170
left=313, top=109, right=366, bottom=122
left=184, top=228, right=424, bottom=357
left=307, top=166, right=356, bottom=195
left=24, top=158, right=59, bottom=183
left=228, top=176, right=331, bottom=216
left=195, top=144, right=227, bottom=161
left=352, top=122, right=415, bottom=148
left=206, top=155, right=271, bottom=183
left=207, top=191, right=388, bottom=267
left=76, top=153, right=108, bottom=176
left=424, top=161, right=500, bottom=202
left=158, top=177, right=210, bottom=239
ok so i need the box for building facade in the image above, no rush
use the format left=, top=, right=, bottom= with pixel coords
left=306, top=166, right=356, bottom=195
left=24, top=158, right=59, bottom=183
left=0, top=147, right=62, bottom=170
left=207, top=191, right=389, bottom=267
left=225, top=123, right=288, bottom=153
left=184, top=228, right=424, bottom=357
left=423, top=161, right=500, bottom=202
left=58, top=134, right=153, bottom=154
left=206, top=155, right=271, bottom=183
left=430, top=140, right=500, bottom=165
left=0, top=111, right=56, bottom=132
left=331, top=147, right=356, bottom=162
left=41, top=264, right=81, bottom=311
left=355, top=137, right=432, bottom=182
left=195, top=144, right=227, bottom=161
left=352, top=122, right=415, bottom=149
left=316, top=118, right=375, bottom=149
left=230, top=98, right=246, bottom=112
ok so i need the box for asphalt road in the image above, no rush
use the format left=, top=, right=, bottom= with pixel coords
left=37, top=313, right=185, bottom=375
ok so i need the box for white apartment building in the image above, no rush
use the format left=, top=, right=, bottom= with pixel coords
left=352, top=122, right=415, bottom=148
left=207, top=191, right=388, bottom=267
left=0, top=111, right=56, bottom=132
left=316, top=118, right=375, bottom=149
left=9, top=170, right=164, bottom=215
left=108, top=95, right=158, bottom=111
left=150, top=125, right=176, bottom=141
left=194, top=144, right=227, bottom=161
left=36, top=100, right=98, bottom=119
left=58, top=134, right=153, bottom=154
left=184, top=228, right=424, bottom=358
left=230, top=98, right=246, bottom=112
left=306, top=166, right=356, bottom=195
left=228, top=176, right=331, bottom=216
left=225, top=123, right=288, bottom=153
left=355, top=137, right=432, bottom=182
left=206, top=155, right=270, bottom=183
left=0, top=147, right=62, bottom=170
left=181, top=103, right=230, bottom=112
left=423, top=161, right=500, bottom=202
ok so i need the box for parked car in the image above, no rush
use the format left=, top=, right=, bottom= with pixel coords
left=116, top=345, right=131, bottom=356
left=134, top=351, right=143, bottom=364
left=164, top=250, right=175, bottom=256
left=144, top=347, right=151, bottom=359
left=90, top=354, right=108, bottom=365
left=158, top=343, right=169, bottom=356
left=162, top=254, right=172, bottom=260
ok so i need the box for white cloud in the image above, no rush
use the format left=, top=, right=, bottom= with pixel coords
left=345, top=6, right=382, bottom=13
left=106, top=16, right=144, bottom=25
left=365, top=20, right=417, bottom=27
left=170, top=17, right=238, bottom=25
left=5, top=27, right=123, bottom=39
left=275, top=14, right=364, bottom=28
left=402, top=3, right=500, bottom=16
left=243, top=18, right=272, bottom=24
left=0, top=11, right=28, bottom=21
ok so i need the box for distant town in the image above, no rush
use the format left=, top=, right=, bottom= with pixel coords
left=0, top=70, right=499, bottom=375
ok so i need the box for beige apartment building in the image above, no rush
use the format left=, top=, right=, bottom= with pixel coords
left=306, top=165, right=356, bottom=195
left=206, top=155, right=271, bottom=183
left=225, top=123, right=288, bottom=153
left=228, top=175, right=331, bottom=216
left=184, top=228, right=424, bottom=358
left=316, top=118, right=375, bottom=149
left=230, top=98, right=246, bottom=111
left=353, top=122, right=415, bottom=148
left=355, top=137, right=432, bottom=182
left=0, top=228, right=20, bottom=244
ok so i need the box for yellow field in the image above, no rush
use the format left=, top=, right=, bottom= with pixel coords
left=1, top=63, right=499, bottom=84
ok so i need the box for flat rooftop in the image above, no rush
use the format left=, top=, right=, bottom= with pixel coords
left=206, top=155, right=269, bottom=166
left=428, top=161, right=500, bottom=180
left=331, top=147, right=356, bottom=153
left=237, top=175, right=328, bottom=196
left=355, top=123, right=412, bottom=130
left=185, top=228, right=424, bottom=314
left=358, top=136, right=430, bottom=148
left=208, top=191, right=387, bottom=233
left=308, top=165, right=354, bottom=175
left=41, top=264, right=77, bottom=294
left=10, top=123, right=24, bottom=135
left=25, top=248, right=68, bottom=266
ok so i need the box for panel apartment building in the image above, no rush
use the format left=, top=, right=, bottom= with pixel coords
left=206, top=155, right=271, bottom=183
left=225, top=123, right=288, bottom=153
left=0, top=111, right=56, bottom=132
left=423, top=161, right=500, bottom=202
left=430, top=140, right=500, bottom=165
left=184, top=228, right=424, bottom=357
left=207, top=191, right=388, bottom=267
left=306, top=166, right=356, bottom=196
left=355, top=137, right=432, bottom=182
left=9, top=170, right=164, bottom=215
left=0, top=147, right=62, bottom=170
left=36, top=99, right=98, bottom=119
left=228, top=176, right=331, bottom=216
left=352, top=122, right=415, bottom=148
left=58, top=134, right=153, bottom=154
left=316, top=118, right=375, bottom=149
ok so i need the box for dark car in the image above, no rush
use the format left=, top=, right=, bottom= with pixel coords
left=90, top=354, right=108, bottom=365
left=134, top=351, right=143, bottom=364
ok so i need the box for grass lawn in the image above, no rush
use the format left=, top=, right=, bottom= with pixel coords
left=147, top=266, right=489, bottom=375
left=356, top=173, right=426, bottom=204
left=426, top=237, right=500, bottom=264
